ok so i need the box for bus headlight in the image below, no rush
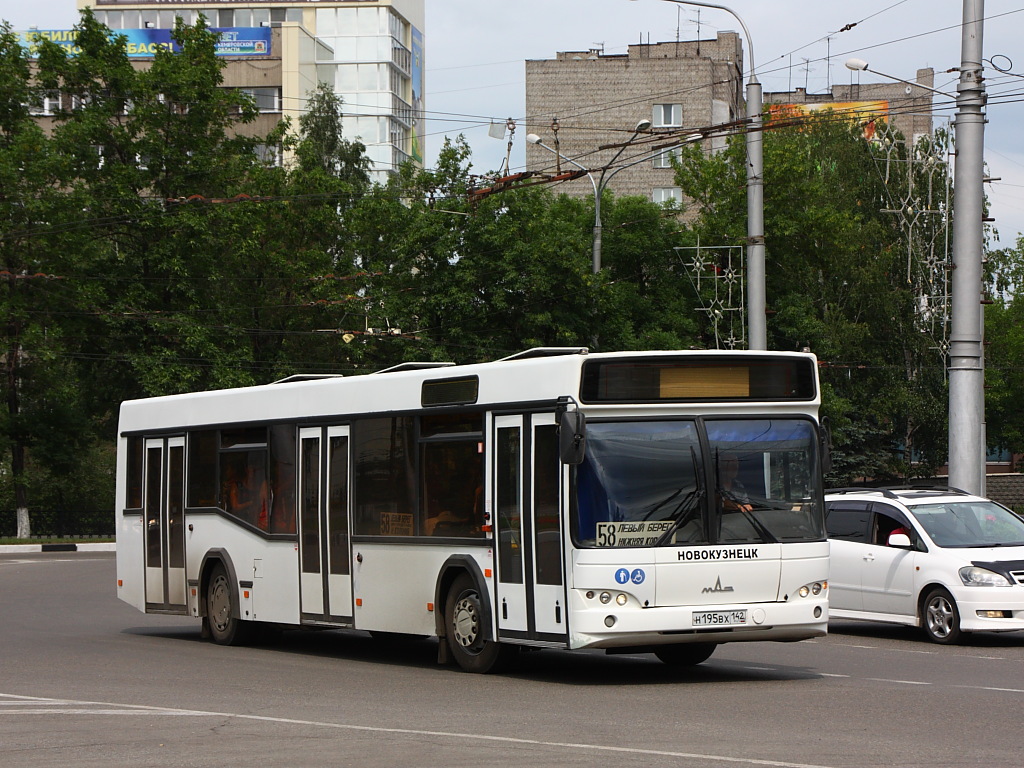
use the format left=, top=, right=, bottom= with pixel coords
left=599, top=591, right=612, bottom=604
left=615, top=593, right=628, bottom=606
left=797, top=582, right=827, bottom=598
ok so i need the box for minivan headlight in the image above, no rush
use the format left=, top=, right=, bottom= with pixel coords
left=959, top=566, right=1012, bottom=587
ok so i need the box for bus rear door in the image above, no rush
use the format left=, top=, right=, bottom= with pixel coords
left=143, top=436, right=187, bottom=613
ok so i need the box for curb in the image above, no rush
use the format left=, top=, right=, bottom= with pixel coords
left=0, top=542, right=116, bottom=554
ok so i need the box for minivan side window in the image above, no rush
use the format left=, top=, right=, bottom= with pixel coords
left=870, top=504, right=911, bottom=546
left=825, top=501, right=871, bottom=542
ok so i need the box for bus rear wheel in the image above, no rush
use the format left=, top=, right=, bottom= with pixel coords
left=445, top=574, right=511, bottom=673
left=206, top=563, right=253, bottom=646
left=654, top=643, right=717, bottom=666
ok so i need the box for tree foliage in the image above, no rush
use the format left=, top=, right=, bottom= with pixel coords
left=2, top=9, right=1022, bottom=526
left=0, top=12, right=696, bottom=525
left=675, top=115, right=953, bottom=482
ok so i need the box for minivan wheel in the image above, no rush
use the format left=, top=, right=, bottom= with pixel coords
left=922, top=587, right=962, bottom=644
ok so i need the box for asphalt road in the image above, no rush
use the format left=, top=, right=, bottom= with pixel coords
left=2, top=551, right=1022, bottom=767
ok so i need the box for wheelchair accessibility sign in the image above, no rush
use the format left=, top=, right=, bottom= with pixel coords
left=615, top=568, right=646, bottom=585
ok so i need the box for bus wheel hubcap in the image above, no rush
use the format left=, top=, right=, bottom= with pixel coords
left=210, top=576, right=230, bottom=631
left=453, top=596, right=480, bottom=648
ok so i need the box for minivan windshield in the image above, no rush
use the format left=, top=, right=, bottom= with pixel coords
left=573, top=418, right=825, bottom=547
left=910, top=501, right=1024, bottom=548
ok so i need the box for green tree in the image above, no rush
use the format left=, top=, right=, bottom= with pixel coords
left=0, top=22, right=99, bottom=537
left=674, top=115, right=951, bottom=480
left=985, top=234, right=1024, bottom=456
left=342, top=137, right=697, bottom=367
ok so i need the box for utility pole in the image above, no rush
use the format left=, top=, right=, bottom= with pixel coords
left=948, top=0, right=987, bottom=495
left=631, top=0, right=765, bottom=349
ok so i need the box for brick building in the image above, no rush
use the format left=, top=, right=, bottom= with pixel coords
left=525, top=33, right=935, bottom=205
left=525, top=33, right=744, bottom=203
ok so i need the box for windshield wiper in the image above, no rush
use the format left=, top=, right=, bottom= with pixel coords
left=653, top=486, right=706, bottom=547
left=736, top=504, right=779, bottom=543
left=653, top=447, right=705, bottom=546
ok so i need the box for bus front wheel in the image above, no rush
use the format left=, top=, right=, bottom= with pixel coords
left=445, top=574, right=511, bottom=673
left=654, top=642, right=717, bottom=666
left=206, top=562, right=253, bottom=646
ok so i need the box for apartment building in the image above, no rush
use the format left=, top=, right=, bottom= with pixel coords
left=525, top=33, right=744, bottom=204
left=76, top=0, right=425, bottom=182
left=526, top=32, right=934, bottom=205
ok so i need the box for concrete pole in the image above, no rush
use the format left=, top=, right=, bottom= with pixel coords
left=641, top=0, right=766, bottom=349
left=948, top=0, right=987, bottom=494
left=745, top=78, right=766, bottom=350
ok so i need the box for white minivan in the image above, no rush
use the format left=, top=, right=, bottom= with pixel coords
left=825, top=486, right=1024, bottom=643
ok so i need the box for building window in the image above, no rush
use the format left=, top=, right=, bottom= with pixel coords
left=653, top=146, right=682, bottom=169
left=653, top=187, right=683, bottom=205
left=653, top=103, right=683, bottom=127
left=240, top=87, right=281, bottom=113
left=29, top=91, right=60, bottom=116
left=255, top=144, right=283, bottom=167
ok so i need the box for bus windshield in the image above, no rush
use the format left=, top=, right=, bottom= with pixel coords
left=574, top=418, right=825, bottom=547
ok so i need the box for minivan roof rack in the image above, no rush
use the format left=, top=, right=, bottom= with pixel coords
left=826, top=487, right=901, bottom=499
left=825, top=484, right=970, bottom=499
left=877, top=483, right=969, bottom=495
left=497, top=347, right=588, bottom=362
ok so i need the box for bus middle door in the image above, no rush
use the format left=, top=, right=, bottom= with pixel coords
left=298, top=426, right=353, bottom=624
left=493, top=414, right=568, bottom=644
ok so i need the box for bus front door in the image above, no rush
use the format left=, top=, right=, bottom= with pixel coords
left=493, top=414, right=568, bottom=644
left=143, top=437, right=187, bottom=613
left=298, top=426, right=353, bottom=624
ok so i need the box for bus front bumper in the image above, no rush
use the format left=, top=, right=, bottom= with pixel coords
left=568, top=596, right=829, bottom=650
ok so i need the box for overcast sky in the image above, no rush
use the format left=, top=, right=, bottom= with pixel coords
left=5, top=0, right=1024, bottom=245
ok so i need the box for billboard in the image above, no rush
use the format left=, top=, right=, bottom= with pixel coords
left=410, top=26, right=424, bottom=164
left=18, top=27, right=272, bottom=58
left=768, top=101, right=890, bottom=140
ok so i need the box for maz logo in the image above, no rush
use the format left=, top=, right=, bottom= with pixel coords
left=702, top=577, right=735, bottom=594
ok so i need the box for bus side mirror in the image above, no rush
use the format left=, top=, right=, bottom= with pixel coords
left=559, top=410, right=586, bottom=465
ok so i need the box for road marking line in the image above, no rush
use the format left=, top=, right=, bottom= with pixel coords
left=864, top=678, right=931, bottom=685
left=0, top=709, right=202, bottom=716
left=0, top=693, right=836, bottom=768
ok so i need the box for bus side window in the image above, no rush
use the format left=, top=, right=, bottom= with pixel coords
left=421, top=440, right=483, bottom=537
left=125, top=436, right=144, bottom=510
left=269, top=424, right=296, bottom=534
left=187, top=430, right=218, bottom=508
left=221, top=450, right=269, bottom=530
left=353, top=417, right=416, bottom=536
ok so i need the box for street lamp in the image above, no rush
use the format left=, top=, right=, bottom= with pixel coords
left=844, top=58, right=953, bottom=99
left=527, top=119, right=653, bottom=274
left=630, top=0, right=765, bottom=350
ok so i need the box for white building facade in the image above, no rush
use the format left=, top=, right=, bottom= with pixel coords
left=79, top=1, right=425, bottom=183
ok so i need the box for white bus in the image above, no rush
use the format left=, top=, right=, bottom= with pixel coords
left=116, top=348, right=830, bottom=672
